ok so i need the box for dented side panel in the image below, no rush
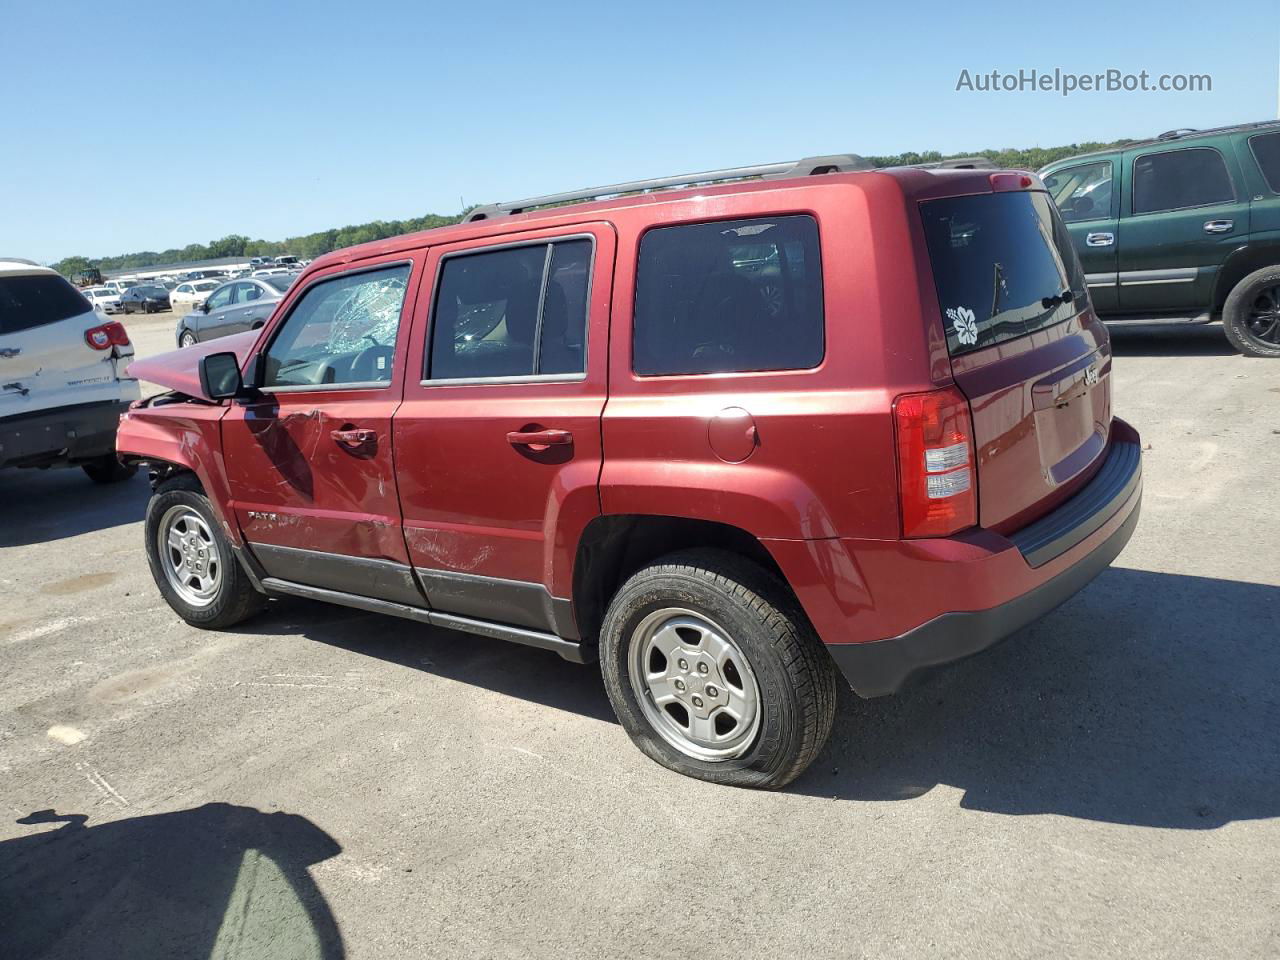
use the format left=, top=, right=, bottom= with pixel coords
left=116, top=400, right=240, bottom=544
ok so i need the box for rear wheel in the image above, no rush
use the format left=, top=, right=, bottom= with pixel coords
left=599, top=549, right=837, bottom=789
left=144, top=474, right=266, bottom=629
left=82, top=455, right=138, bottom=484
left=1223, top=266, right=1280, bottom=358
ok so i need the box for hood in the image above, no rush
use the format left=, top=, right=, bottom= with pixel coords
left=127, top=329, right=261, bottom=401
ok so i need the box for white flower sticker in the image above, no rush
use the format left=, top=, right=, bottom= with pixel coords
left=946, top=306, right=978, bottom=346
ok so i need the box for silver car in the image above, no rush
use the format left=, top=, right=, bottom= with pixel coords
left=175, top=274, right=297, bottom=347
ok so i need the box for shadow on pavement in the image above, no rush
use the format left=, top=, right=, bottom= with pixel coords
left=1108, top=321, right=1238, bottom=357
left=245, top=597, right=619, bottom=725
left=0, top=803, right=343, bottom=960
left=792, top=568, right=1280, bottom=829
left=0, top=467, right=149, bottom=548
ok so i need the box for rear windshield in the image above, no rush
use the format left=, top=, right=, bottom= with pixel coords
left=0, top=274, right=92, bottom=335
left=921, top=190, right=1086, bottom=357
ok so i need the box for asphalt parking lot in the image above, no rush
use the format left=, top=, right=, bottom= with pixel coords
left=2, top=319, right=1277, bottom=959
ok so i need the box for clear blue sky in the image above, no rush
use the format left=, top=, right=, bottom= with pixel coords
left=4, top=0, right=1275, bottom=263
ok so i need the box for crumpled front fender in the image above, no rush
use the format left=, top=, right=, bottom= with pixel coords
left=116, top=399, right=240, bottom=545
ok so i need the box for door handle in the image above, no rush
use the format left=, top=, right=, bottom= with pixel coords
left=1203, top=219, right=1234, bottom=234
left=507, top=428, right=573, bottom=447
left=331, top=427, right=376, bottom=446
left=1085, top=232, right=1115, bottom=247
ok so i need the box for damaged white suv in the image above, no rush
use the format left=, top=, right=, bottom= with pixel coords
left=0, top=259, right=140, bottom=482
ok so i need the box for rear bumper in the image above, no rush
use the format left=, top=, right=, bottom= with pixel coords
left=0, top=399, right=133, bottom=469
left=828, top=488, right=1140, bottom=696
left=767, top=419, right=1143, bottom=698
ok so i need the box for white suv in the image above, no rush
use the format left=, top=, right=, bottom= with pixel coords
left=0, top=259, right=141, bottom=482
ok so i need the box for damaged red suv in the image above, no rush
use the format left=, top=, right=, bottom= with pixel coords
left=120, top=155, right=1142, bottom=788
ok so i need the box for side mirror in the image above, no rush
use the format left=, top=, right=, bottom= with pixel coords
left=200, top=300, right=212, bottom=313
left=199, top=352, right=244, bottom=401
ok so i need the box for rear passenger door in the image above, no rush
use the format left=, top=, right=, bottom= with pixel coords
left=393, top=224, right=615, bottom=637
left=1117, top=143, right=1249, bottom=314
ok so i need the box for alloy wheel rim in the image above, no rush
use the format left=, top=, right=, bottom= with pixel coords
left=1244, top=284, right=1280, bottom=346
left=628, top=608, right=761, bottom=762
left=157, top=505, right=221, bottom=607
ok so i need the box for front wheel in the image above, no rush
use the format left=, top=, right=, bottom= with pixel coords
left=599, top=549, right=837, bottom=789
left=1223, top=265, right=1280, bottom=358
left=144, top=475, right=266, bottom=629
left=179, top=329, right=197, bottom=348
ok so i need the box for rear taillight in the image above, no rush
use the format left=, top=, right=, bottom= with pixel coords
left=85, top=321, right=131, bottom=350
left=893, top=387, right=977, bottom=538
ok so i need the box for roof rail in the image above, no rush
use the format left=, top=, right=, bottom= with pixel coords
left=462, top=154, right=874, bottom=222
left=907, top=156, right=997, bottom=170
left=0, top=257, right=42, bottom=267
left=1156, top=128, right=1198, bottom=141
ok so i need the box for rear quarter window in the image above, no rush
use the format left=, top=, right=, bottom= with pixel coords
left=0, top=274, right=93, bottom=335
left=632, top=215, right=823, bottom=376
left=921, top=190, right=1086, bottom=357
left=1249, top=132, right=1280, bottom=193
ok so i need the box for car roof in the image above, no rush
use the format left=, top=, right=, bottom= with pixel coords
left=0, top=258, right=56, bottom=278
left=305, top=166, right=1011, bottom=273
left=1041, top=118, right=1280, bottom=170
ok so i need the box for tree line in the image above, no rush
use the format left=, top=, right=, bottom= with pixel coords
left=51, top=140, right=1126, bottom=278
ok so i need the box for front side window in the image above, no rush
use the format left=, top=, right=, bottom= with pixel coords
left=922, top=190, right=1086, bottom=357
left=427, top=239, right=592, bottom=381
left=205, top=285, right=234, bottom=310
left=1131, top=147, right=1234, bottom=215
left=1044, top=160, right=1113, bottom=222
left=262, top=263, right=411, bottom=388
left=633, top=215, right=823, bottom=376
left=1249, top=132, right=1280, bottom=193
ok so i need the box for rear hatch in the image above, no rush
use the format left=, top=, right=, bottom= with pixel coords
left=0, top=271, right=134, bottom=418
left=920, top=185, right=1112, bottom=533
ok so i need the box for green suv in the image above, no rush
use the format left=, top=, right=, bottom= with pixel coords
left=1041, top=120, right=1280, bottom=357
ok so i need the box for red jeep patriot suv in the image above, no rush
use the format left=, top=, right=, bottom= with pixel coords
left=120, top=154, right=1143, bottom=788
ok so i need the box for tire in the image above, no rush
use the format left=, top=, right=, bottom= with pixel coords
left=82, top=455, right=138, bottom=484
left=144, top=474, right=266, bottom=629
left=599, top=549, right=837, bottom=789
left=1223, top=265, right=1280, bottom=358
left=179, top=329, right=198, bottom=348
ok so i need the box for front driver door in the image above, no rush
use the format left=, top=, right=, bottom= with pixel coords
left=1044, top=157, right=1119, bottom=314
left=221, top=254, right=426, bottom=605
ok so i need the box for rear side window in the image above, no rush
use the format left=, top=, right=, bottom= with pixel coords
left=633, top=216, right=823, bottom=376
left=1249, top=132, right=1280, bottom=193
left=922, top=191, right=1085, bottom=357
left=0, top=274, right=92, bottom=334
left=1131, top=148, right=1234, bottom=214
left=427, top=238, right=592, bottom=381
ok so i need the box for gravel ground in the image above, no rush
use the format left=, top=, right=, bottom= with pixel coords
left=1, top=320, right=1277, bottom=959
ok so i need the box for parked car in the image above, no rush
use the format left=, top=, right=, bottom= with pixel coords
left=1041, top=118, right=1280, bottom=357
left=81, top=286, right=124, bottom=314
left=175, top=274, right=295, bottom=347
left=251, top=267, right=294, bottom=278
left=120, top=284, right=172, bottom=314
left=273, top=255, right=300, bottom=268
left=1, top=259, right=139, bottom=481
left=169, top=279, right=222, bottom=310
left=119, top=155, right=1142, bottom=788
